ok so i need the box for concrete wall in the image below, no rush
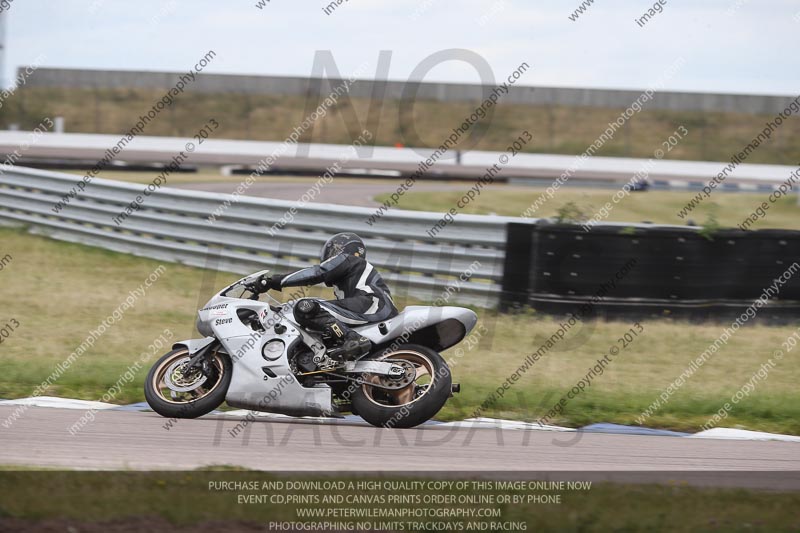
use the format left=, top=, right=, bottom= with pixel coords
left=21, top=67, right=798, bottom=115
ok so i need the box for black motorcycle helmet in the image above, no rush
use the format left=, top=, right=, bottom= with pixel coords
left=320, top=232, right=366, bottom=262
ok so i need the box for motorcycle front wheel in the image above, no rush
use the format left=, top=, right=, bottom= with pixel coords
left=144, top=346, right=231, bottom=419
left=351, top=344, right=452, bottom=429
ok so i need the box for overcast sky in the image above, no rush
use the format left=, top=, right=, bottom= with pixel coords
left=3, top=0, right=799, bottom=95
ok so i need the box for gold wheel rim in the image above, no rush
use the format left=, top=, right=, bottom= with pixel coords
left=150, top=349, right=226, bottom=406
left=361, top=350, right=435, bottom=408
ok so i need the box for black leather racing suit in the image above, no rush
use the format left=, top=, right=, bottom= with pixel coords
left=280, top=253, right=398, bottom=337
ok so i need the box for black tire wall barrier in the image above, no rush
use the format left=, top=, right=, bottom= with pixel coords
left=501, top=222, right=800, bottom=321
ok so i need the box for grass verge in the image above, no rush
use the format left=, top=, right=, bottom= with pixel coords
left=377, top=186, right=800, bottom=230
left=0, top=471, right=798, bottom=532
left=6, top=86, right=800, bottom=165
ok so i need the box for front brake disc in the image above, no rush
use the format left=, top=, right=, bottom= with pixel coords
left=164, top=358, right=209, bottom=393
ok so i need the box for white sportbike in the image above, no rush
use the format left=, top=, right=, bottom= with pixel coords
left=145, top=270, right=477, bottom=428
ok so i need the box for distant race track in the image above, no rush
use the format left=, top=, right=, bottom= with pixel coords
left=172, top=180, right=468, bottom=207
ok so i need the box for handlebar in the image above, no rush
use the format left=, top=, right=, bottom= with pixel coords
left=219, top=272, right=282, bottom=304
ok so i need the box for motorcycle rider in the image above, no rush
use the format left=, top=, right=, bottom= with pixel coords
left=255, top=232, right=398, bottom=361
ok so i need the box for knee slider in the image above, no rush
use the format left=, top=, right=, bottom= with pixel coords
left=294, top=298, right=320, bottom=321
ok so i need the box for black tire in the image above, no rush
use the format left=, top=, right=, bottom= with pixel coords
left=351, top=344, right=452, bottom=429
left=144, top=347, right=232, bottom=419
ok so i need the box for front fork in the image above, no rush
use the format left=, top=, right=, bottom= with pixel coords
left=184, top=340, right=220, bottom=375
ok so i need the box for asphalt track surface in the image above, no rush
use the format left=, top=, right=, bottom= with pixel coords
left=2, top=406, right=799, bottom=489
left=173, top=180, right=468, bottom=207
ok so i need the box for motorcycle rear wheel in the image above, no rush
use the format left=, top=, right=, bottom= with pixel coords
left=144, top=347, right=231, bottom=419
left=351, top=344, right=452, bottom=429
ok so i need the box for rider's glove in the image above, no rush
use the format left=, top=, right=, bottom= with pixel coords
left=269, top=274, right=285, bottom=291
left=256, top=274, right=284, bottom=293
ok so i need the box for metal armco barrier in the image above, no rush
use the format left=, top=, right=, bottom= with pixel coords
left=502, top=221, right=800, bottom=320
left=5, top=166, right=799, bottom=317
left=0, top=166, right=516, bottom=307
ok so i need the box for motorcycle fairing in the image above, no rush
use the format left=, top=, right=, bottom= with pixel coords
left=172, top=336, right=216, bottom=355
left=354, top=306, right=478, bottom=351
